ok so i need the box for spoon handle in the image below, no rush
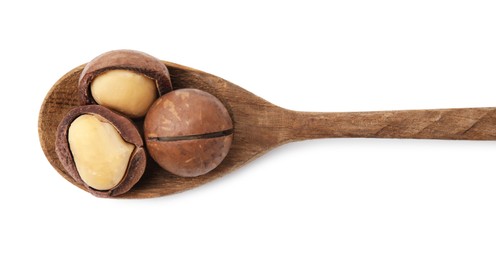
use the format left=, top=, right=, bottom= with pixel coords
left=287, top=107, right=496, bottom=141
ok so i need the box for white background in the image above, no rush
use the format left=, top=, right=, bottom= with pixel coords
left=1, top=0, right=496, bottom=259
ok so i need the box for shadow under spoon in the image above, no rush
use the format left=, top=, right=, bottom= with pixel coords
left=39, top=61, right=496, bottom=198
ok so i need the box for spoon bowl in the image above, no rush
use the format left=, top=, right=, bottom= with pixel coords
left=39, top=61, right=496, bottom=198
left=39, top=62, right=292, bottom=198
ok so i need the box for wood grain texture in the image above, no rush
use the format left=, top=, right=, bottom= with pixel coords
left=39, top=62, right=496, bottom=198
left=290, top=108, right=496, bottom=141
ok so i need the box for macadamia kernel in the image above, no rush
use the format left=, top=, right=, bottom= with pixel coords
left=68, top=114, right=135, bottom=190
left=91, top=70, right=158, bottom=118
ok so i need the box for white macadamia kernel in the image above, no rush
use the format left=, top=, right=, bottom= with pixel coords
left=91, top=70, right=158, bottom=118
left=68, top=114, right=135, bottom=190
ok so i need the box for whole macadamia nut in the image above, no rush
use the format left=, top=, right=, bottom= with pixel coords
left=79, top=50, right=172, bottom=118
left=144, top=89, right=233, bottom=177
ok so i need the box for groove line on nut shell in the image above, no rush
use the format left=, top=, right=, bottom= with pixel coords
left=147, top=129, right=234, bottom=142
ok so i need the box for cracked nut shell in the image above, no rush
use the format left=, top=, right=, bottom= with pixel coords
left=144, top=89, right=234, bottom=177
left=78, top=49, right=173, bottom=117
left=55, top=105, right=146, bottom=197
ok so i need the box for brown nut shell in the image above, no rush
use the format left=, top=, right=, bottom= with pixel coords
left=144, top=89, right=234, bottom=177
left=55, top=105, right=146, bottom=197
left=79, top=49, right=172, bottom=105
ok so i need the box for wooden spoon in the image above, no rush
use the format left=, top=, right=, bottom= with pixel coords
left=39, top=62, right=496, bottom=198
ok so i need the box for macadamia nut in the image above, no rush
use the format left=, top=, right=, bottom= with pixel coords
left=144, top=89, right=233, bottom=177
left=91, top=70, right=157, bottom=118
left=78, top=50, right=173, bottom=119
left=68, top=114, right=135, bottom=190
